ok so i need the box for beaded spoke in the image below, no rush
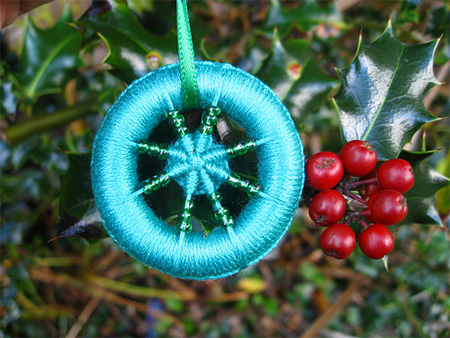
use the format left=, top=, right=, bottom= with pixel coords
left=209, top=191, right=234, bottom=228
left=166, top=110, right=188, bottom=138
left=178, top=197, right=194, bottom=232
left=199, top=106, right=221, bottom=135
left=143, top=171, right=171, bottom=195
left=227, top=172, right=260, bottom=197
left=226, top=139, right=257, bottom=158
left=137, top=142, right=169, bottom=160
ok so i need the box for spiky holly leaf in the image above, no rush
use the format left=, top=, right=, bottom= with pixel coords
left=79, top=0, right=177, bottom=84
left=395, top=150, right=450, bottom=226
left=333, top=21, right=440, bottom=160
left=15, top=7, right=82, bottom=100
left=255, top=32, right=338, bottom=124
left=54, top=152, right=106, bottom=242
left=262, top=0, right=343, bottom=37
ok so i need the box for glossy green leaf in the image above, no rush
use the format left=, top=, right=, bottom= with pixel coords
left=256, top=34, right=312, bottom=99
left=55, top=152, right=106, bottom=241
left=436, top=152, right=450, bottom=216
left=333, top=22, right=440, bottom=160
left=262, top=0, right=342, bottom=36
left=15, top=8, right=82, bottom=100
left=405, top=160, right=450, bottom=200
left=394, top=153, right=450, bottom=227
left=79, top=1, right=177, bottom=84
left=284, top=57, right=338, bottom=123
left=401, top=197, right=442, bottom=226
left=398, top=149, right=438, bottom=165
left=255, top=33, right=338, bottom=124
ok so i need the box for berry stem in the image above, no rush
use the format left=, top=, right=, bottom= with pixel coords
left=346, top=178, right=378, bottom=189
left=359, top=217, right=369, bottom=228
left=359, top=209, right=371, bottom=217
left=344, top=189, right=367, bottom=205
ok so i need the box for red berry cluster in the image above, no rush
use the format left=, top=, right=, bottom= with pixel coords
left=304, top=140, right=414, bottom=260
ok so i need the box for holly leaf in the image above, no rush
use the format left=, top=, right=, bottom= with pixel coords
left=54, top=152, right=106, bottom=242
left=404, top=159, right=450, bottom=200
left=401, top=197, right=442, bottom=227
left=262, top=0, right=342, bottom=37
left=78, top=0, right=177, bottom=84
left=255, top=33, right=338, bottom=124
left=284, top=57, right=338, bottom=123
left=395, top=153, right=450, bottom=226
left=256, top=34, right=312, bottom=100
left=398, top=148, right=439, bottom=165
left=333, top=21, right=440, bottom=160
left=15, top=7, right=82, bottom=100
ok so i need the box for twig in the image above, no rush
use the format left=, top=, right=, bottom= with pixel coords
left=66, top=297, right=101, bottom=338
left=301, top=275, right=365, bottom=338
left=2, top=99, right=98, bottom=144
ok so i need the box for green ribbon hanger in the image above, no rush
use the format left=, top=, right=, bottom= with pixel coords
left=176, top=0, right=201, bottom=110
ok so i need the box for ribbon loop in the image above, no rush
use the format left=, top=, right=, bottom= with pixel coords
left=176, top=0, right=201, bottom=110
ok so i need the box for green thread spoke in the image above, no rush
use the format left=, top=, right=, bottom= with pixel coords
left=178, top=198, right=194, bottom=232
left=226, top=139, right=257, bottom=158
left=137, top=142, right=169, bottom=160
left=209, top=191, right=234, bottom=227
left=227, top=173, right=260, bottom=197
left=166, top=110, right=188, bottom=138
left=144, top=171, right=171, bottom=195
left=199, top=105, right=221, bottom=135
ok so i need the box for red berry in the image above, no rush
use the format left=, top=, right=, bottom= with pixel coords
left=358, top=224, right=394, bottom=259
left=368, top=190, right=408, bottom=225
left=309, top=190, right=347, bottom=227
left=320, top=223, right=356, bottom=259
left=378, top=159, right=414, bottom=193
left=360, top=169, right=382, bottom=199
left=305, top=151, right=344, bottom=190
left=339, top=140, right=377, bottom=177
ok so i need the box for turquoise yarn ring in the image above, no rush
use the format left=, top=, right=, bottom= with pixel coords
left=91, top=61, right=305, bottom=280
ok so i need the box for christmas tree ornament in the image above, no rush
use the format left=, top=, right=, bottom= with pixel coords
left=91, top=0, right=304, bottom=280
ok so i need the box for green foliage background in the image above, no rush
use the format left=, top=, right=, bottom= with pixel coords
left=1, top=0, right=449, bottom=337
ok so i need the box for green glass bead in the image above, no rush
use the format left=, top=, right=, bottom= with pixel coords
left=214, top=207, right=229, bottom=220
left=144, top=172, right=171, bottom=194
left=207, top=106, right=221, bottom=117
left=226, top=148, right=236, bottom=158
left=202, top=114, right=218, bottom=126
left=181, top=211, right=192, bottom=220
left=247, top=183, right=260, bottom=197
left=184, top=199, right=194, bottom=210
left=143, top=184, right=153, bottom=195
left=137, top=143, right=150, bottom=153
left=239, top=179, right=250, bottom=191
left=245, top=139, right=257, bottom=152
left=158, top=147, right=169, bottom=160
left=224, top=216, right=234, bottom=227
left=159, top=172, right=171, bottom=187
left=176, top=126, right=188, bottom=138
left=217, top=214, right=234, bottom=227
left=199, top=125, right=214, bottom=135
left=234, top=143, right=247, bottom=156
left=165, top=110, right=180, bottom=119
left=178, top=219, right=192, bottom=232
left=144, top=180, right=159, bottom=194
left=208, top=192, right=222, bottom=203
left=169, top=116, right=185, bottom=128
left=228, top=173, right=241, bottom=188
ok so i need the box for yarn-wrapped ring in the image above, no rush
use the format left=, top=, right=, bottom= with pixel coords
left=91, top=61, right=304, bottom=280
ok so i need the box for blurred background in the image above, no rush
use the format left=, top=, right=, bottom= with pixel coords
left=1, top=0, right=449, bottom=336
